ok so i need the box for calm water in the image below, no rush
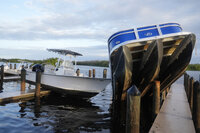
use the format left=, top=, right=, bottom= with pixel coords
left=0, top=66, right=113, bottom=133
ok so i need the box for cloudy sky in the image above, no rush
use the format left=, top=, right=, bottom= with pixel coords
left=0, top=0, right=199, bottom=62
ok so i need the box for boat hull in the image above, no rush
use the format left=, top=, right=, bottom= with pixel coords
left=109, top=33, right=195, bottom=96
left=26, top=71, right=111, bottom=98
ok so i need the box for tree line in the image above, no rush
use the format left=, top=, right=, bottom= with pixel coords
left=1, top=58, right=199, bottom=69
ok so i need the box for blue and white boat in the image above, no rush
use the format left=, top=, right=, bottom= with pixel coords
left=108, top=23, right=196, bottom=98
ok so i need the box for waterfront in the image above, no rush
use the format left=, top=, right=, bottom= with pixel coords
left=0, top=81, right=112, bottom=133
left=0, top=68, right=199, bottom=133
left=0, top=66, right=112, bottom=133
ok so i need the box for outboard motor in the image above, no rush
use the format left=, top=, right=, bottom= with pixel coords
left=32, top=64, right=44, bottom=72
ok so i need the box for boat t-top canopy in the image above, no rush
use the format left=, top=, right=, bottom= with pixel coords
left=47, top=49, right=83, bottom=56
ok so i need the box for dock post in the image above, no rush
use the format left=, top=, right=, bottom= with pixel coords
left=21, top=67, right=26, bottom=91
left=199, top=74, right=200, bottom=82
left=186, top=75, right=190, bottom=98
left=193, top=81, right=200, bottom=132
left=35, top=70, right=41, bottom=98
left=0, top=65, right=4, bottom=89
left=153, top=81, right=160, bottom=119
left=189, top=77, right=194, bottom=111
left=166, top=87, right=169, bottom=94
left=76, top=69, right=80, bottom=76
left=103, top=69, right=107, bottom=78
left=14, top=64, right=16, bottom=69
left=92, top=69, right=95, bottom=78
left=126, top=85, right=141, bottom=133
left=89, top=70, right=92, bottom=77
left=184, top=73, right=187, bottom=89
left=161, top=90, right=166, bottom=102
left=10, top=64, right=12, bottom=69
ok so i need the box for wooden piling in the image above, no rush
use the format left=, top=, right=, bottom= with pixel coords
left=184, top=73, right=187, bottom=89
left=10, top=64, right=12, bottom=69
left=89, top=70, right=92, bottom=77
left=35, top=70, right=41, bottom=97
left=103, top=69, right=107, bottom=78
left=0, top=65, right=4, bottom=89
left=21, top=68, right=26, bottom=91
left=162, top=90, right=166, bottom=102
left=189, top=77, right=194, bottom=111
left=126, top=85, right=141, bottom=133
left=166, top=87, right=169, bottom=94
left=193, top=81, right=200, bottom=133
left=14, top=64, right=16, bottom=69
left=76, top=69, right=80, bottom=76
left=186, top=75, right=190, bottom=98
left=153, top=81, right=160, bottom=119
left=92, top=69, right=95, bottom=78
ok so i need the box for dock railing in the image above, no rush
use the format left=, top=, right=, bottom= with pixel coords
left=184, top=73, right=200, bottom=133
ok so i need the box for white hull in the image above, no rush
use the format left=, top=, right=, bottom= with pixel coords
left=26, top=71, right=111, bottom=96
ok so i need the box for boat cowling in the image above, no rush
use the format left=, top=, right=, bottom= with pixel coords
left=32, top=64, right=44, bottom=72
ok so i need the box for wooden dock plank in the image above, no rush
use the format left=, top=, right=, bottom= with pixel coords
left=2, top=76, right=20, bottom=82
left=0, top=90, right=51, bottom=104
left=149, top=77, right=195, bottom=133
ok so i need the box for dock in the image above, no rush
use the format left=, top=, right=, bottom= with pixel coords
left=149, top=77, right=195, bottom=133
left=0, top=89, right=51, bottom=104
left=3, top=76, right=20, bottom=82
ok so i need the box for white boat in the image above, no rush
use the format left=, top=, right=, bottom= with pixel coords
left=26, top=49, right=111, bottom=97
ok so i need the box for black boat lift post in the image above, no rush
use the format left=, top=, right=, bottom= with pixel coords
left=189, top=77, right=194, bottom=111
left=193, top=81, right=200, bottom=132
left=184, top=73, right=200, bottom=132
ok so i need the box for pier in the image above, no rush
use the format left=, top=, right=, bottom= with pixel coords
left=149, top=77, right=195, bottom=133
left=111, top=72, right=198, bottom=132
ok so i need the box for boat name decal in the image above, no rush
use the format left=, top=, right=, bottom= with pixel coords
left=145, top=32, right=153, bottom=36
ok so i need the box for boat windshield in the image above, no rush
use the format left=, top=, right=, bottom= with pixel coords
left=61, top=60, right=74, bottom=69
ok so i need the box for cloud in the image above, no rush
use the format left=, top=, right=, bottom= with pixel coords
left=0, top=0, right=199, bottom=52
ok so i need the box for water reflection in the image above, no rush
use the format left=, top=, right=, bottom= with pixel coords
left=16, top=91, right=111, bottom=133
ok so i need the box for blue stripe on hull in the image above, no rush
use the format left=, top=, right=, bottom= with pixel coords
left=108, top=23, right=182, bottom=53
left=109, top=32, right=136, bottom=52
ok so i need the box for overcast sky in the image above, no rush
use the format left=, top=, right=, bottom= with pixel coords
left=0, top=0, right=199, bottom=63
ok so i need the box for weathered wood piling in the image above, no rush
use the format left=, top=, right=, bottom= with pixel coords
left=21, top=68, right=26, bottom=91
left=35, top=70, right=41, bottom=98
left=103, top=69, right=107, bottom=78
left=126, top=85, right=141, bottom=133
left=92, top=69, right=95, bottom=78
left=89, top=70, right=92, bottom=77
left=152, top=81, right=160, bottom=119
left=14, top=64, right=16, bottom=69
left=10, top=64, right=12, bottom=69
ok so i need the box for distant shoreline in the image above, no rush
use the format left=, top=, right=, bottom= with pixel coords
left=1, top=58, right=198, bottom=70
left=187, top=64, right=200, bottom=71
